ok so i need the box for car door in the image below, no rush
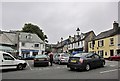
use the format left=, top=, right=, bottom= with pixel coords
left=54, top=54, right=59, bottom=63
left=0, top=53, right=2, bottom=70
left=92, top=54, right=101, bottom=67
left=2, top=53, right=17, bottom=69
left=85, top=54, right=95, bottom=68
left=56, top=54, right=60, bottom=62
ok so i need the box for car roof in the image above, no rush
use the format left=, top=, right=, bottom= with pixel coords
left=0, top=51, right=10, bottom=54
left=72, top=53, right=93, bottom=57
left=35, top=54, right=47, bottom=58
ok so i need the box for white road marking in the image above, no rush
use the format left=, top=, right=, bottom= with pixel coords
left=100, top=69, right=120, bottom=74
left=62, top=67, right=66, bottom=68
left=56, top=67, right=60, bottom=69
left=39, top=68, right=42, bottom=70
left=43, top=68, right=50, bottom=70
left=31, top=66, right=67, bottom=71
left=110, top=65, right=116, bottom=67
left=27, top=62, right=33, bottom=70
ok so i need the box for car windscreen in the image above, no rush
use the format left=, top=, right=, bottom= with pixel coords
left=61, top=54, right=70, bottom=57
left=35, top=55, right=47, bottom=58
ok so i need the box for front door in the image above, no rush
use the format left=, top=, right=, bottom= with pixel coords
left=110, top=50, right=114, bottom=56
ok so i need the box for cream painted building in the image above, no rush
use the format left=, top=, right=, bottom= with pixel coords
left=88, top=21, right=120, bottom=58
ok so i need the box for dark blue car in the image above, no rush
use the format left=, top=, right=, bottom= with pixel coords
left=67, top=53, right=105, bottom=71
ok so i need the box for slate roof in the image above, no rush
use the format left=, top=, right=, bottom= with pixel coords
left=95, top=27, right=120, bottom=40
left=80, top=31, right=95, bottom=40
left=56, top=30, right=95, bottom=48
left=19, top=32, right=43, bottom=43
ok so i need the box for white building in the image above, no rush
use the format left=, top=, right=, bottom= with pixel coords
left=0, top=31, right=45, bottom=58
left=18, top=32, right=45, bottom=58
left=61, top=31, right=95, bottom=53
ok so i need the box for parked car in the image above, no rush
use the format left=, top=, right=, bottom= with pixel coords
left=67, top=52, right=105, bottom=71
left=108, top=54, right=120, bottom=61
left=53, top=53, right=70, bottom=64
left=0, top=51, right=27, bottom=70
left=34, top=54, right=49, bottom=67
left=53, top=53, right=58, bottom=62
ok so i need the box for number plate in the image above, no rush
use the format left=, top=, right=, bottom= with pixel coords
left=71, top=60, right=76, bottom=63
left=38, top=59, right=44, bottom=60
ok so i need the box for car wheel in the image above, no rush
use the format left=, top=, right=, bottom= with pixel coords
left=54, top=61, right=57, bottom=64
left=110, top=58, right=113, bottom=61
left=34, top=64, right=37, bottom=67
left=17, top=64, right=23, bottom=70
left=46, top=63, right=49, bottom=66
left=85, top=64, right=90, bottom=71
left=70, top=67, right=75, bottom=71
left=102, top=61, right=105, bottom=67
left=58, top=61, right=61, bottom=65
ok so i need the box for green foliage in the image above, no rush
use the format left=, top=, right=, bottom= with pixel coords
left=22, top=23, right=47, bottom=41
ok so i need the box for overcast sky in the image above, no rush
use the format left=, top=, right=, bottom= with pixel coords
left=1, top=1, right=118, bottom=44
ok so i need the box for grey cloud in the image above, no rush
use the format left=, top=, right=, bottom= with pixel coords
left=2, top=2, right=118, bottom=43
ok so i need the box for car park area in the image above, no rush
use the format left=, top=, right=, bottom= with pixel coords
left=2, top=59, right=119, bottom=79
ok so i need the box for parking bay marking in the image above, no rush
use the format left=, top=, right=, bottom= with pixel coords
left=31, top=66, right=67, bottom=71
left=110, top=65, right=116, bottom=67
left=27, top=62, right=33, bottom=70
left=100, top=69, right=120, bottom=74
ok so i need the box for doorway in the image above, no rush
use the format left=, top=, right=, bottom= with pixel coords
left=110, top=50, right=114, bottom=56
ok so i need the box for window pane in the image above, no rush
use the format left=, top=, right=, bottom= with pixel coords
left=3, top=54, right=14, bottom=60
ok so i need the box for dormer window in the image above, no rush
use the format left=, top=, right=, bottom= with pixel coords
left=26, top=34, right=32, bottom=39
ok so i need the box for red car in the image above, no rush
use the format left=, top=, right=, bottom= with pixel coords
left=109, top=54, right=120, bottom=61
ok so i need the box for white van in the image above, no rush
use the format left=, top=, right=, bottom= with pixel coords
left=0, top=51, right=27, bottom=70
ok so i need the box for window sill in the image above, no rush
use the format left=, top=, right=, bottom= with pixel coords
left=109, top=44, right=114, bottom=46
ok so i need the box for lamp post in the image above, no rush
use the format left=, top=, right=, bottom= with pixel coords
left=61, top=37, right=63, bottom=53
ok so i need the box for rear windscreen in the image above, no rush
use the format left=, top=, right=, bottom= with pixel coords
left=35, top=55, right=47, bottom=58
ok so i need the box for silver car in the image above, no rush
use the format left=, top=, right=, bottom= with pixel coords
left=53, top=53, right=70, bottom=65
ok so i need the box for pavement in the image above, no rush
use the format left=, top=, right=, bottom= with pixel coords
left=2, top=60, right=120, bottom=79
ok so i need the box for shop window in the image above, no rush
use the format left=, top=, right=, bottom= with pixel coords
left=33, top=52, right=38, bottom=56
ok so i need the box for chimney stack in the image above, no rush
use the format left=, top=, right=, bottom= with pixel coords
left=113, top=21, right=119, bottom=30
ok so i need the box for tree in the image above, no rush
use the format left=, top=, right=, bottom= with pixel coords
left=22, top=23, right=47, bottom=41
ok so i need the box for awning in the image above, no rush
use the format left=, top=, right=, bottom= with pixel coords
left=21, top=49, right=39, bottom=52
left=0, top=46, right=15, bottom=52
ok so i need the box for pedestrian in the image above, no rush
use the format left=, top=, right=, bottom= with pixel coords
left=49, top=52, right=53, bottom=66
